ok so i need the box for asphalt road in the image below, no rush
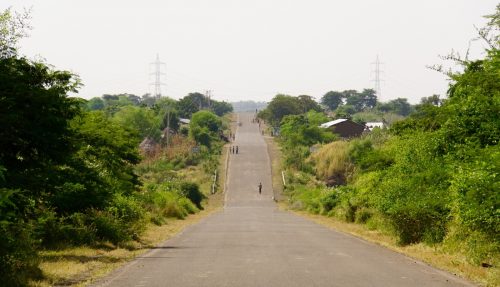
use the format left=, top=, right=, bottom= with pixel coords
left=95, top=112, right=474, bottom=287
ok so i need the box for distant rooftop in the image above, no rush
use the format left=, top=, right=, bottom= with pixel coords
left=319, top=119, right=348, bottom=128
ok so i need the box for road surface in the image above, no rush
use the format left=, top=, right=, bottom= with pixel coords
left=94, top=112, right=473, bottom=287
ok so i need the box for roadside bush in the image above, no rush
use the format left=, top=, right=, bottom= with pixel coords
left=450, top=145, right=500, bottom=242
left=332, top=186, right=358, bottom=222
left=92, top=210, right=131, bottom=244
left=348, top=138, right=393, bottom=172
left=318, top=189, right=340, bottom=215
left=290, top=186, right=322, bottom=213
left=0, top=220, right=41, bottom=287
left=179, top=181, right=205, bottom=209
left=140, top=185, right=197, bottom=220
left=178, top=197, right=199, bottom=215
left=36, top=211, right=96, bottom=247
left=387, top=202, right=448, bottom=245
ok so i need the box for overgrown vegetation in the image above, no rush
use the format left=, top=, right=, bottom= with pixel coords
left=260, top=6, right=499, bottom=285
left=0, top=10, right=231, bottom=286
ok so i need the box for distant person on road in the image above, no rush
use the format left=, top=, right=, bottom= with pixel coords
left=258, top=182, right=262, bottom=194
left=236, top=146, right=239, bottom=154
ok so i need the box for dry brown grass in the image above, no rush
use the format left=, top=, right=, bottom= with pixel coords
left=284, top=207, right=498, bottom=287
left=308, top=140, right=352, bottom=181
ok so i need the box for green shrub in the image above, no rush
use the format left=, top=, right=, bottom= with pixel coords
left=387, top=202, right=448, bottom=245
left=179, top=181, right=205, bottom=209
left=178, top=197, right=199, bottom=214
left=450, top=145, right=500, bottom=241
left=92, top=210, right=131, bottom=244
left=355, top=208, right=373, bottom=224
left=0, top=220, right=41, bottom=287
left=318, top=190, right=340, bottom=214
left=36, top=211, right=96, bottom=247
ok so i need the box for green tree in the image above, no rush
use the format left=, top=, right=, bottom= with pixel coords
left=212, top=101, right=233, bottom=116
left=321, top=91, right=343, bottom=110
left=189, top=110, right=222, bottom=147
left=86, top=97, right=105, bottom=110
left=377, top=98, right=412, bottom=116
left=0, top=8, right=31, bottom=58
left=112, top=106, right=160, bottom=140
left=176, top=93, right=203, bottom=118
left=297, top=95, right=322, bottom=113
left=0, top=56, right=81, bottom=191
left=0, top=54, right=81, bottom=285
left=154, top=97, right=180, bottom=131
left=343, top=89, right=377, bottom=112
left=264, top=94, right=302, bottom=126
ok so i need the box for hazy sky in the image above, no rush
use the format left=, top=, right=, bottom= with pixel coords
left=3, top=0, right=498, bottom=103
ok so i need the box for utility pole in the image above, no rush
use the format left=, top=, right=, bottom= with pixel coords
left=150, top=53, right=166, bottom=98
left=372, top=55, right=384, bottom=101
left=166, top=108, right=170, bottom=146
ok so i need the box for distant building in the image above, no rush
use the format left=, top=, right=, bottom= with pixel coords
left=365, top=122, right=385, bottom=131
left=179, top=118, right=191, bottom=125
left=320, top=119, right=365, bottom=138
left=139, top=137, right=157, bottom=155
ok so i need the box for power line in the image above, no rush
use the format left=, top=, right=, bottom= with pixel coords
left=150, top=53, right=166, bottom=98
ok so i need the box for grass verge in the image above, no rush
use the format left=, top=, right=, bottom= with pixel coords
left=29, top=198, right=223, bottom=287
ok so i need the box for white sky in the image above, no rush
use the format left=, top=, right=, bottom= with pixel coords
left=3, top=0, right=498, bottom=103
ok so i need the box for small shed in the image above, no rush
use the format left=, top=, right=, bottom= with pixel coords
left=320, top=119, right=365, bottom=138
left=179, top=118, right=191, bottom=125
left=139, top=137, right=157, bottom=155
left=365, top=122, right=384, bottom=131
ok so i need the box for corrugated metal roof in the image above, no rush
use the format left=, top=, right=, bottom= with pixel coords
left=319, top=119, right=348, bottom=128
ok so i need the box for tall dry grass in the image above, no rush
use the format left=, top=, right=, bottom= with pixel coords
left=308, top=141, right=353, bottom=184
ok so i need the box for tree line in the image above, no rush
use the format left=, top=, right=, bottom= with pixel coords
left=0, top=9, right=232, bottom=286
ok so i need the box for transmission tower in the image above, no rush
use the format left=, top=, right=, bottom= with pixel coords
left=205, top=90, right=212, bottom=109
left=372, top=55, right=384, bottom=101
left=150, top=54, right=166, bottom=98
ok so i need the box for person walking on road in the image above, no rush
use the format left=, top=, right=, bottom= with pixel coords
left=236, top=146, right=239, bottom=154
left=258, top=182, right=262, bottom=194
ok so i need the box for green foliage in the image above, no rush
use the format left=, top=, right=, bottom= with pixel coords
left=176, top=92, right=232, bottom=118
left=0, top=218, right=41, bottom=287
left=0, top=8, right=31, bottom=58
left=189, top=110, right=222, bottom=148
left=86, top=97, right=105, bottom=110
left=0, top=56, right=81, bottom=193
left=450, top=145, right=500, bottom=241
left=377, top=98, right=413, bottom=116
left=179, top=182, right=205, bottom=209
left=297, top=95, right=323, bottom=113
left=283, top=8, right=499, bottom=264
left=321, top=91, right=343, bottom=110
left=345, top=89, right=377, bottom=111
left=260, top=94, right=302, bottom=126
left=112, top=105, right=161, bottom=140
left=212, top=101, right=233, bottom=116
